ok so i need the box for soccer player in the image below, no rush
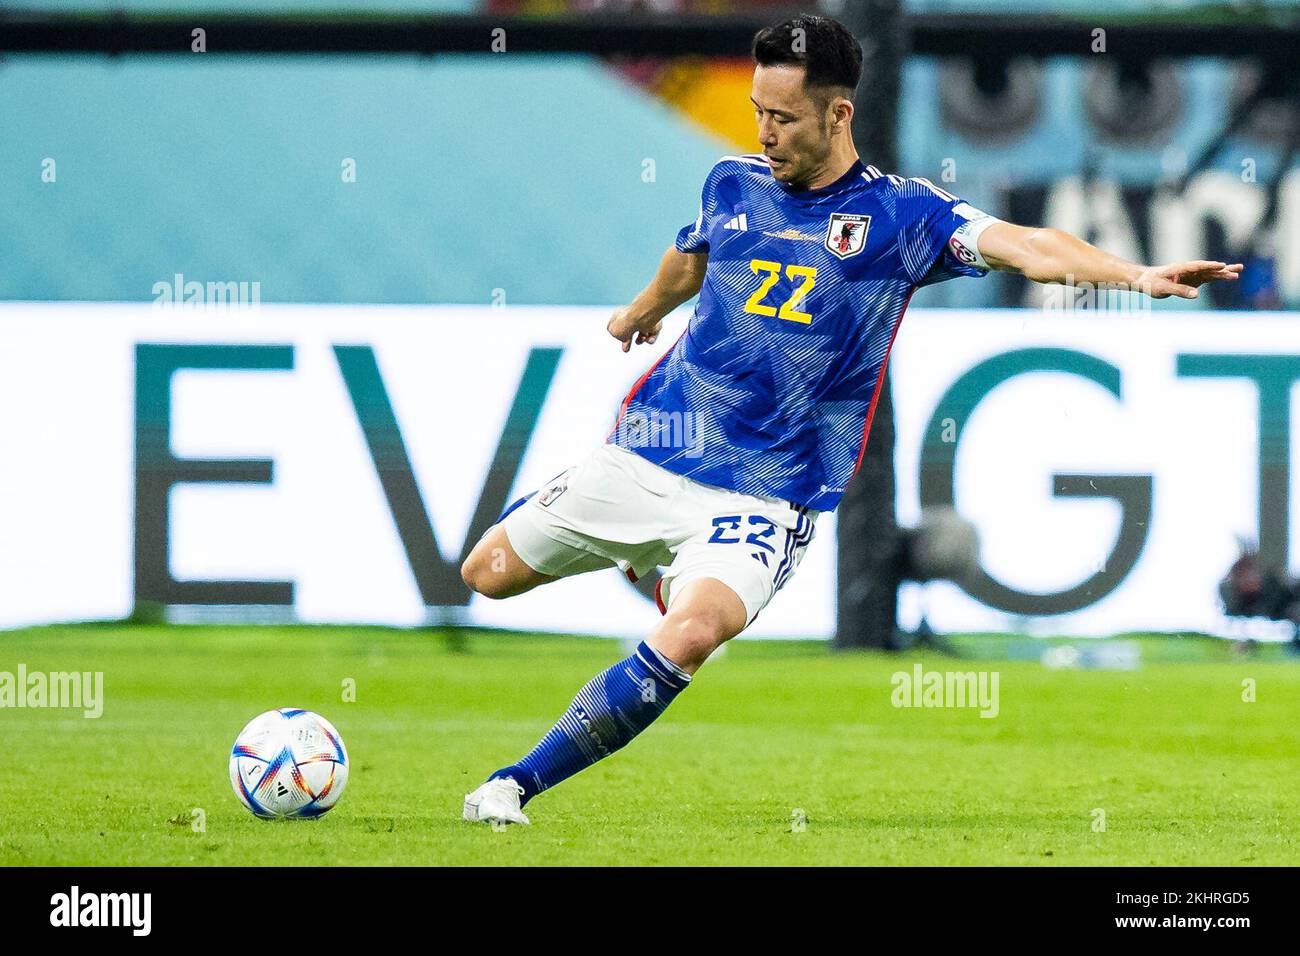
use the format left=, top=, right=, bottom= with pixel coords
left=460, top=14, right=1242, bottom=825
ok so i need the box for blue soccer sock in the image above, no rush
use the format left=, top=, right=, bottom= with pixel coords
left=489, top=641, right=691, bottom=804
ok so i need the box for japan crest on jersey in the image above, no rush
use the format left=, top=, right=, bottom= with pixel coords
left=823, top=213, right=870, bottom=259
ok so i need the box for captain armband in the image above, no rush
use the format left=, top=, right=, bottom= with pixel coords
left=946, top=203, right=1002, bottom=272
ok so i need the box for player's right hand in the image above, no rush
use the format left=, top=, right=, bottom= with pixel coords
left=607, top=307, right=662, bottom=353
left=1134, top=261, right=1243, bottom=299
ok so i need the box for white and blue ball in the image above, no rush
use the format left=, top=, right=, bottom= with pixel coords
left=229, top=708, right=349, bottom=819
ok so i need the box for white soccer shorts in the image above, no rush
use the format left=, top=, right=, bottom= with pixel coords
left=497, top=442, right=818, bottom=627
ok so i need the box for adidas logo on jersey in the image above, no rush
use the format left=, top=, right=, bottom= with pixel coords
left=723, top=213, right=748, bottom=231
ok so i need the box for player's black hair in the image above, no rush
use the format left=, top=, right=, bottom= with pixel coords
left=751, top=14, right=863, bottom=99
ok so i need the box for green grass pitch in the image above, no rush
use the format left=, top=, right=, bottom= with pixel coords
left=1, top=625, right=1296, bottom=866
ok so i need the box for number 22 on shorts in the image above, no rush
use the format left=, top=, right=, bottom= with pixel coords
left=708, top=515, right=778, bottom=552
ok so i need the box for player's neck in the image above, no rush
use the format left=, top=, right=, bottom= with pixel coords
left=799, top=147, right=861, bottom=191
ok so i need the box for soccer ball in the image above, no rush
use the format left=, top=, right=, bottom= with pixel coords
left=229, top=708, right=349, bottom=819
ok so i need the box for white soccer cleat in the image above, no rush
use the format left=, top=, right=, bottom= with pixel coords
left=463, top=777, right=530, bottom=825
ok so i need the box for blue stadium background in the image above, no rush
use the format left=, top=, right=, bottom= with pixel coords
left=3, top=0, right=1295, bottom=308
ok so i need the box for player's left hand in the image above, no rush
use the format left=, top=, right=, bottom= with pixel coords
left=1134, top=261, right=1243, bottom=299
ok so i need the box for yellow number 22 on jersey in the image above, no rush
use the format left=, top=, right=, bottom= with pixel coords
left=743, top=259, right=817, bottom=325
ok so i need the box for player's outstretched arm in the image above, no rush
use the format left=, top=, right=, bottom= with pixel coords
left=976, top=221, right=1243, bottom=300
left=607, top=247, right=708, bottom=352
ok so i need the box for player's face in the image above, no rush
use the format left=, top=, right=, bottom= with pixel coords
left=751, top=64, right=836, bottom=188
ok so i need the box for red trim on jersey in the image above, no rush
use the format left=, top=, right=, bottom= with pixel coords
left=624, top=566, right=639, bottom=585
left=850, top=290, right=914, bottom=479
left=606, top=330, right=688, bottom=442
left=654, top=577, right=667, bottom=616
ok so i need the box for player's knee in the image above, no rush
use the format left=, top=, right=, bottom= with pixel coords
left=459, top=556, right=481, bottom=593
left=461, top=553, right=510, bottom=600
left=665, top=607, right=734, bottom=661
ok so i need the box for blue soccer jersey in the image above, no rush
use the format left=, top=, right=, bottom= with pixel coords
left=609, top=154, right=996, bottom=511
